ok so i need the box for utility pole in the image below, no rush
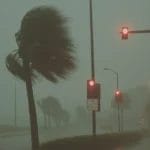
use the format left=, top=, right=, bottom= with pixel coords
left=89, top=0, right=96, bottom=136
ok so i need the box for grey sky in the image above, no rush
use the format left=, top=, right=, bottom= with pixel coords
left=0, top=0, right=150, bottom=124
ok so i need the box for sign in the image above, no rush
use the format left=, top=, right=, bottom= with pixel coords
left=87, top=98, right=100, bottom=111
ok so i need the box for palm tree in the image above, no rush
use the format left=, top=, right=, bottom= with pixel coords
left=5, top=6, right=76, bottom=150
left=37, top=96, right=63, bottom=128
left=37, top=100, right=49, bottom=129
left=58, top=109, right=70, bottom=126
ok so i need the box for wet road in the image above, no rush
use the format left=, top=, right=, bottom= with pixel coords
left=126, top=137, right=150, bottom=150
left=0, top=131, right=149, bottom=150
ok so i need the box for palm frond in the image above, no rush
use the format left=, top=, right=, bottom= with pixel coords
left=5, top=50, right=37, bottom=81
left=6, top=6, right=76, bottom=83
left=30, top=45, right=76, bottom=82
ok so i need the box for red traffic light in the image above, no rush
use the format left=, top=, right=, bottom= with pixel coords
left=87, top=80, right=101, bottom=99
left=121, top=27, right=128, bottom=40
left=115, top=90, right=121, bottom=96
left=115, top=89, right=123, bottom=103
left=88, top=80, right=95, bottom=86
left=122, top=27, right=128, bottom=34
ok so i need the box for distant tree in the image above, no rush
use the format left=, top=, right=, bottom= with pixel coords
left=37, top=96, right=61, bottom=128
left=75, top=105, right=88, bottom=124
left=37, top=101, right=47, bottom=128
left=127, top=85, right=150, bottom=109
left=5, top=6, right=76, bottom=150
left=53, top=108, right=70, bottom=127
left=37, top=96, right=70, bottom=128
left=62, top=109, right=70, bottom=125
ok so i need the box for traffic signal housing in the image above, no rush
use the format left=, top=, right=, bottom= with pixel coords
left=121, top=27, right=128, bottom=40
left=87, top=80, right=100, bottom=99
left=115, top=89, right=123, bottom=103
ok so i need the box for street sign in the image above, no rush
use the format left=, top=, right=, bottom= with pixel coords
left=87, top=98, right=100, bottom=111
left=87, top=83, right=101, bottom=111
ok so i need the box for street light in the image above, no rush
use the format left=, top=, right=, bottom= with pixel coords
left=104, top=67, right=121, bottom=132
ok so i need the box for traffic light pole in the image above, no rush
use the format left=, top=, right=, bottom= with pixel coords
left=89, top=0, right=95, bottom=79
left=129, top=30, right=150, bottom=34
left=104, top=68, right=121, bottom=132
left=89, top=0, right=96, bottom=136
left=116, top=72, right=121, bottom=132
left=120, top=28, right=150, bottom=128
left=121, top=28, right=150, bottom=40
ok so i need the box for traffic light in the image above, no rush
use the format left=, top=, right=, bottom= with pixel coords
left=115, top=89, right=122, bottom=103
left=121, top=27, right=128, bottom=40
left=87, top=80, right=96, bottom=99
left=87, top=80, right=100, bottom=99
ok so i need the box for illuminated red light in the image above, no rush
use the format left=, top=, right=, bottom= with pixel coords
left=89, top=80, right=95, bottom=86
left=115, top=90, right=120, bottom=95
left=122, top=27, right=128, bottom=34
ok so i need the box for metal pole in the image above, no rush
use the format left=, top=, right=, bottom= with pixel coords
left=116, top=72, right=121, bottom=132
left=116, top=72, right=122, bottom=132
left=116, top=72, right=124, bottom=132
left=14, top=80, right=17, bottom=127
left=121, top=107, right=124, bottom=132
left=104, top=68, right=121, bottom=132
left=117, top=103, right=120, bottom=132
left=116, top=72, right=118, bottom=89
left=129, top=30, right=150, bottom=33
left=89, top=0, right=95, bottom=78
left=89, top=0, right=96, bottom=136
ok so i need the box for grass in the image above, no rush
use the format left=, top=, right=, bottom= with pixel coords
left=0, top=125, right=29, bottom=133
left=40, top=130, right=144, bottom=150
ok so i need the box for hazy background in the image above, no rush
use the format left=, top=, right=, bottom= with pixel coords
left=0, top=0, right=150, bottom=130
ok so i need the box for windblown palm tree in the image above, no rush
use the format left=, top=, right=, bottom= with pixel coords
left=37, top=96, right=62, bottom=128
left=37, top=96, right=70, bottom=128
left=6, top=6, right=76, bottom=150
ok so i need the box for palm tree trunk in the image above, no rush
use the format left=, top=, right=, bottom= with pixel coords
left=23, top=59, right=39, bottom=150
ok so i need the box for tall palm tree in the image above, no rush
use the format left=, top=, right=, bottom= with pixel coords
left=6, top=6, right=76, bottom=150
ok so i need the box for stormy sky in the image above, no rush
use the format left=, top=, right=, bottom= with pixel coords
left=0, top=0, right=150, bottom=125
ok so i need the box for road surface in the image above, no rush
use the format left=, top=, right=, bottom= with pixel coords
left=0, top=130, right=149, bottom=150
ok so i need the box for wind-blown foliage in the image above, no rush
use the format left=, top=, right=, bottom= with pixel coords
left=6, top=49, right=36, bottom=81
left=6, top=6, right=76, bottom=83
left=5, top=6, right=76, bottom=150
